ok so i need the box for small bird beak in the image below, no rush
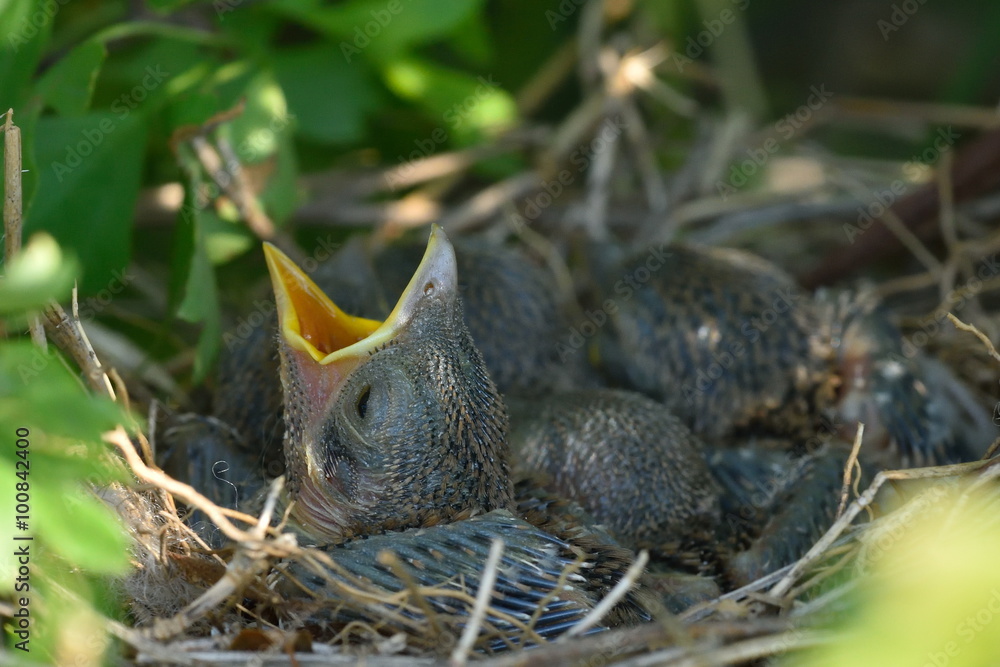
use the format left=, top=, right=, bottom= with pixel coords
left=263, top=246, right=382, bottom=364
left=263, top=224, right=458, bottom=408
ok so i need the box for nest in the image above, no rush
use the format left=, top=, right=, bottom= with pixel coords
left=98, top=170, right=1000, bottom=663
left=100, top=399, right=1000, bottom=666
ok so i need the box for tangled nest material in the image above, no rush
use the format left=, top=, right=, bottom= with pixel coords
left=103, top=415, right=1000, bottom=665
left=95, top=246, right=1000, bottom=666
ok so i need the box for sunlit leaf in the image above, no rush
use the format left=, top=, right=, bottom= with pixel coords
left=793, top=487, right=1000, bottom=667
left=0, top=233, right=78, bottom=314
left=224, top=70, right=290, bottom=161
left=0, top=343, right=126, bottom=437
left=272, top=0, right=484, bottom=60
left=383, top=59, right=516, bottom=142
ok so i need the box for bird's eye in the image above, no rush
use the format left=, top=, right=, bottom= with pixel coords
left=356, top=386, right=371, bottom=419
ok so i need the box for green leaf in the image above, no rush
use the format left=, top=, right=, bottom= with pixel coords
left=273, top=44, right=381, bottom=144
left=0, top=1, right=49, bottom=223
left=0, top=233, right=78, bottom=314
left=22, top=446, right=128, bottom=490
left=36, top=39, right=107, bottom=116
left=224, top=69, right=291, bottom=162
left=0, top=339, right=130, bottom=576
left=0, top=343, right=126, bottom=438
left=146, top=0, right=194, bottom=11
left=92, top=37, right=207, bottom=116
left=33, top=486, right=130, bottom=573
left=273, top=0, right=485, bottom=61
left=792, top=488, right=1000, bottom=667
left=214, top=70, right=301, bottom=225
left=446, top=9, right=494, bottom=67
left=383, top=59, right=517, bottom=143
left=172, top=186, right=222, bottom=381
left=24, top=111, right=147, bottom=295
left=258, top=128, right=300, bottom=225
left=0, top=0, right=53, bottom=111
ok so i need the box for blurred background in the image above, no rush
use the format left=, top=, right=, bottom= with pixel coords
left=3, top=0, right=999, bottom=382
left=2, top=0, right=1000, bottom=664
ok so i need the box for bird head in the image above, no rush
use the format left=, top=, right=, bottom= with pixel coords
left=264, top=226, right=512, bottom=541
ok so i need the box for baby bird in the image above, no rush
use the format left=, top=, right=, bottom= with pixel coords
left=508, top=389, right=722, bottom=555
left=585, top=240, right=992, bottom=587
left=261, top=226, right=651, bottom=643
left=817, top=290, right=990, bottom=469
left=595, top=243, right=831, bottom=441
left=263, top=226, right=512, bottom=541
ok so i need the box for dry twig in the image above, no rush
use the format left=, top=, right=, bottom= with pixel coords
left=837, top=423, right=865, bottom=518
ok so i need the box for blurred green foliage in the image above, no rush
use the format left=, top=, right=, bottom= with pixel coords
left=0, top=236, right=131, bottom=663
left=2, top=0, right=997, bottom=379
left=2, top=0, right=999, bottom=664
left=1, top=0, right=544, bottom=380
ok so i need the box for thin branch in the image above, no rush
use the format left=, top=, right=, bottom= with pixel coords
left=42, top=299, right=116, bottom=400
left=3, top=109, right=22, bottom=261
left=948, top=312, right=1000, bottom=364
left=769, top=459, right=992, bottom=600
left=2, top=109, right=45, bottom=345
left=438, top=172, right=542, bottom=234
left=837, top=423, right=865, bottom=518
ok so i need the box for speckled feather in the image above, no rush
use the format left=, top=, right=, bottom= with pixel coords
left=277, top=510, right=651, bottom=650
left=597, top=244, right=828, bottom=439
left=721, top=446, right=847, bottom=586
left=278, top=286, right=514, bottom=541
left=509, top=389, right=722, bottom=553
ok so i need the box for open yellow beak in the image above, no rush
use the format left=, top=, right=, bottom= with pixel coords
left=263, top=225, right=457, bottom=367
left=262, top=245, right=381, bottom=363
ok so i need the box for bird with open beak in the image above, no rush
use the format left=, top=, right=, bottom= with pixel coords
left=263, top=225, right=513, bottom=542
left=262, top=227, right=654, bottom=640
